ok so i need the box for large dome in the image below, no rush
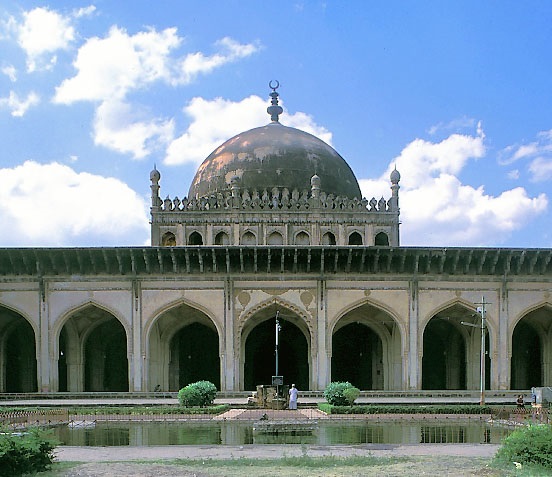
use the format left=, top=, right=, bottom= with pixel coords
left=189, top=121, right=362, bottom=199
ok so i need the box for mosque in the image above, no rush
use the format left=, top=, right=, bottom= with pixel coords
left=0, top=84, right=551, bottom=395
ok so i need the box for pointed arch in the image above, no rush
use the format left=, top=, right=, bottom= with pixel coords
left=510, top=302, right=552, bottom=388
left=330, top=298, right=404, bottom=390
left=238, top=298, right=312, bottom=391
left=145, top=298, right=221, bottom=392
left=54, top=302, right=130, bottom=392
left=0, top=304, right=37, bottom=392
left=421, top=301, right=491, bottom=391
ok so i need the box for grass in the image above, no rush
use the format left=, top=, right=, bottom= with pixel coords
left=36, top=455, right=520, bottom=477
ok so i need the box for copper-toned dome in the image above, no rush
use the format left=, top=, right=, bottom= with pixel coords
left=189, top=121, right=362, bottom=199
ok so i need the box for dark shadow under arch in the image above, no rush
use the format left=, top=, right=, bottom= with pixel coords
left=244, top=317, right=308, bottom=391
left=332, top=323, right=381, bottom=389
left=511, top=321, right=542, bottom=388
left=169, top=322, right=220, bottom=390
left=85, top=319, right=128, bottom=391
left=2, top=311, right=37, bottom=392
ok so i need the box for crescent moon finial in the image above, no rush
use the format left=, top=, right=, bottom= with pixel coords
left=267, top=80, right=283, bottom=122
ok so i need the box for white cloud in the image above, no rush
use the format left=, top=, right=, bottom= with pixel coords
left=499, top=130, right=552, bottom=182
left=0, top=90, right=40, bottom=116
left=16, top=7, right=75, bottom=72
left=173, top=37, right=261, bottom=85
left=53, top=25, right=259, bottom=159
left=165, top=95, right=332, bottom=165
left=54, top=29, right=260, bottom=103
left=54, top=26, right=181, bottom=103
left=528, top=157, right=552, bottom=182
left=1, top=65, right=17, bottom=82
left=73, top=5, right=97, bottom=18
left=428, top=116, right=476, bottom=135
left=93, top=100, right=174, bottom=159
left=359, top=126, right=548, bottom=246
left=0, top=161, right=149, bottom=246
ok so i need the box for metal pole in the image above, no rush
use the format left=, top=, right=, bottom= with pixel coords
left=275, top=311, right=280, bottom=376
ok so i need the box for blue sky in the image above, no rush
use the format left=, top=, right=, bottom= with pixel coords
left=1, top=1, right=551, bottom=248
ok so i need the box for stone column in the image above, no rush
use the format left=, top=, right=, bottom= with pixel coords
left=224, top=278, right=235, bottom=391
left=408, top=279, right=419, bottom=389
left=131, top=280, right=143, bottom=391
left=317, top=279, right=328, bottom=390
left=39, top=279, right=50, bottom=392
left=498, top=282, right=510, bottom=389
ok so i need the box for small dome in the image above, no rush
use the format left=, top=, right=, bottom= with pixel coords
left=390, top=167, right=401, bottom=184
left=189, top=122, right=362, bottom=199
left=150, top=167, right=160, bottom=183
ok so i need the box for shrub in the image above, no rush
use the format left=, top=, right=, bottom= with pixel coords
left=178, top=380, right=218, bottom=407
left=495, top=424, right=552, bottom=469
left=323, top=382, right=359, bottom=406
left=342, top=386, right=360, bottom=405
left=0, top=427, right=59, bottom=476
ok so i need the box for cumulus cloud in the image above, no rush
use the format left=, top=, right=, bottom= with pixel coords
left=0, top=90, right=40, bottom=116
left=54, top=28, right=260, bottom=103
left=1, top=65, right=17, bottom=82
left=173, top=37, right=261, bottom=85
left=93, top=100, right=174, bottom=159
left=359, top=125, right=548, bottom=246
left=54, top=26, right=181, bottom=103
left=165, top=95, right=332, bottom=165
left=53, top=26, right=259, bottom=159
left=15, top=7, right=76, bottom=72
left=0, top=161, right=149, bottom=246
left=499, top=130, right=552, bottom=182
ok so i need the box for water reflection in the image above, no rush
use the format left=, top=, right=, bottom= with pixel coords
left=54, top=420, right=511, bottom=447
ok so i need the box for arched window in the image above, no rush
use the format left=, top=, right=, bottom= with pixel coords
left=295, top=231, right=310, bottom=245
left=188, top=231, right=203, bottom=245
left=348, top=232, right=363, bottom=245
left=214, top=231, right=230, bottom=245
left=322, top=232, right=336, bottom=245
left=267, top=232, right=284, bottom=245
left=241, top=231, right=257, bottom=245
left=374, top=232, right=389, bottom=246
left=162, top=232, right=176, bottom=246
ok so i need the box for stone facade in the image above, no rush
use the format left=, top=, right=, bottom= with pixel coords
left=0, top=246, right=551, bottom=393
left=0, top=85, right=551, bottom=394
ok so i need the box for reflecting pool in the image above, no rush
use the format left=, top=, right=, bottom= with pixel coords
left=53, top=420, right=513, bottom=446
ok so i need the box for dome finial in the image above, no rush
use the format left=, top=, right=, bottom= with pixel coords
left=267, top=80, right=283, bottom=122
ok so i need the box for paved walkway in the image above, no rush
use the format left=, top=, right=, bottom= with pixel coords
left=55, top=443, right=500, bottom=462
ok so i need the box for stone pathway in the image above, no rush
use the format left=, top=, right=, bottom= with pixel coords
left=213, top=408, right=328, bottom=420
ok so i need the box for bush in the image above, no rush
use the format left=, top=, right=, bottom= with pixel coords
left=342, top=386, right=360, bottom=405
left=323, top=382, right=360, bottom=406
left=0, top=427, right=59, bottom=476
left=178, top=380, right=218, bottom=407
left=495, top=424, right=552, bottom=469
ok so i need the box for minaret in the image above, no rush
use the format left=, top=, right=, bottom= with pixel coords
left=390, top=166, right=400, bottom=212
left=390, top=166, right=401, bottom=245
left=150, top=166, right=161, bottom=209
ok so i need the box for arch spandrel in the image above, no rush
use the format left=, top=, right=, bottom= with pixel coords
left=420, top=299, right=495, bottom=349
left=235, top=296, right=314, bottom=361
left=509, top=301, right=552, bottom=336
left=329, top=296, right=406, bottom=344
left=143, top=297, right=222, bottom=349
left=0, top=302, right=38, bottom=337
left=52, top=301, right=132, bottom=356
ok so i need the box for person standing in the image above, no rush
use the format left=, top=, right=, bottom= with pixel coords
left=289, top=384, right=299, bottom=410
